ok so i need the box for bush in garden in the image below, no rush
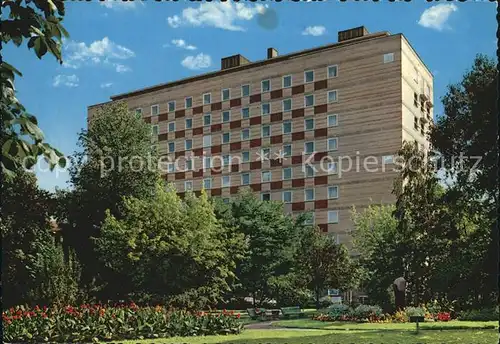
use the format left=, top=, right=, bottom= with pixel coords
left=327, top=304, right=351, bottom=321
left=437, top=312, right=451, bottom=322
left=392, top=310, right=409, bottom=323
left=352, top=305, right=383, bottom=322
left=405, top=306, right=425, bottom=317
left=2, top=304, right=243, bottom=343
left=458, top=307, right=499, bottom=321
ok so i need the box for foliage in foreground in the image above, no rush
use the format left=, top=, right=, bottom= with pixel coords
left=2, top=304, right=243, bottom=343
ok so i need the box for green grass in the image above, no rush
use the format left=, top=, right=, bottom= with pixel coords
left=114, top=328, right=497, bottom=344
left=272, top=319, right=499, bottom=331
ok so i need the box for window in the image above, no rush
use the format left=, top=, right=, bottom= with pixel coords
left=204, top=113, right=211, bottom=126
left=185, top=139, right=192, bottom=150
left=304, top=70, right=314, bottom=83
left=241, top=173, right=250, bottom=185
left=283, top=75, right=292, bottom=88
left=241, top=107, right=250, bottom=119
left=185, top=181, right=193, bottom=191
left=283, top=120, right=292, bottom=134
left=304, top=213, right=314, bottom=225
left=203, top=93, right=211, bottom=105
left=204, top=156, right=212, bottom=169
left=261, top=148, right=270, bottom=159
left=414, top=117, right=419, bottom=130
left=241, top=128, right=250, bottom=140
left=328, top=137, right=338, bottom=151
left=222, top=88, right=230, bottom=101
left=328, top=114, right=338, bottom=127
left=383, top=155, right=394, bottom=164
left=135, top=108, right=142, bottom=119
left=151, top=125, right=159, bottom=136
left=223, top=198, right=230, bottom=204
left=283, top=144, right=292, bottom=157
left=151, top=104, right=159, bottom=116
left=305, top=118, right=314, bottom=131
left=167, top=163, right=175, bottom=173
left=414, top=92, right=419, bottom=107
left=261, top=79, right=270, bottom=93
left=327, top=161, right=338, bottom=174
left=168, top=122, right=175, bottom=132
left=203, top=178, right=212, bottom=189
left=305, top=94, right=314, bottom=107
left=421, top=121, right=425, bottom=135
left=222, top=175, right=231, bottom=188
left=185, top=118, right=193, bottom=129
left=328, top=186, right=339, bottom=199
left=222, top=132, right=231, bottom=144
left=305, top=141, right=315, bottom=154
left=222, top=111, right=230, bottom=123
left=328, top=90, right=338, bottom=103
left=282, top=167, right=292, bottom=180
left=261, top=171, right=271, bottom=182
left=222, top=154, right=231, bottom=166
left=241, top=84, right=250, bottom=97
left=242, top=151, right=250, bottom=163
left=282, top=191, right=292, bottom=203
left=305, top=165, right=315, bottom=177
left=304, top=188, right=315, bottom=201
left=186, top=159, right=193, bottom=171
left=261, top=193, right=271, bottom=201
left=414, top=67, right=420, bottom=84
left=426, top=85, right=431, bottom=98
left=383, top=53, right=394, bottom=63
left=328, top=210, right=339, bottom=223
left=167, top=101, right=175, bottom=112
left=261, top=103, right=270, bottom=115
left=168, top=142, right=175, bottom=153
left=262, top=125, right=271, bottom=138
left=282, top=98, right=292, bottom=112
left=203, top=135, right=212, bottom=148
left=328, top=65, right=338, bottom=78
left=185, top=97, right=192, bottom=108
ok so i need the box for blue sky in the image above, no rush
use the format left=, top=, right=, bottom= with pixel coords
left=4, top=0, right=496, bottom=191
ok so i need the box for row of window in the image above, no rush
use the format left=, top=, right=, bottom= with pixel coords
left=153, top=113, right=339, bottom=138
left=164, top=135, right=339, bottom=154
left=135, top=66, right=340, bottom=116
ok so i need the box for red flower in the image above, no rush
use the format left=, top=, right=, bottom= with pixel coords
left=236, top=313, right=241, bottom=319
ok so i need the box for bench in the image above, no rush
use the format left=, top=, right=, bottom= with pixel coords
left=280, top=306, right=305, bottom=319
left=246, top=308, right=267, bottom=320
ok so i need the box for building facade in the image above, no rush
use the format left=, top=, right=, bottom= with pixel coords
left=88, top=27, right=433, bottom=248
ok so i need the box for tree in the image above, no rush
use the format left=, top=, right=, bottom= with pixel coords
left=430, top=54, right=498, bottom=306
left=1, top=170, right=80, bottom=307
left=1, top=0, right=68, bottom=175
left=94, top=183, right=244, bottom=308
left=219, top=188, right=303, bottom=306
left=61, top=101, right=159, bottom=293
left=296, top=226, right=357, bottom=309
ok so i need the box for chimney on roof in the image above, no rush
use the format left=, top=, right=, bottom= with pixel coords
left=338, top=26, right=369, bottom=42
left=221, top=54, right=251, bottom=70
left=267, top=47, right=278, bottom=59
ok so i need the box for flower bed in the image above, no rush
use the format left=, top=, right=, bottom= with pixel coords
left=3, top=304, right=243, bottom=343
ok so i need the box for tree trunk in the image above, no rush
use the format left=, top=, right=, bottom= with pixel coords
left=315, top=288, right=320, bottom=310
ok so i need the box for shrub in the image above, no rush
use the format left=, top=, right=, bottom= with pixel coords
left=392, top=310, right=408, bottom=323
left=327, top=304, right=351, bottom=321
left=458, top=307, right=499, bottom=321
left=405, top=306, right=425, bottom=317
left=2, top=304, right=243, bottom=343
left=352, top=305, right=383, bottom=321
left=437, top=312, right=451, bottom=322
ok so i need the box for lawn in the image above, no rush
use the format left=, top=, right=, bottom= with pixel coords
left=115, top=328, right=497, bottom=344
left=272, top=318, right=499, bottom=331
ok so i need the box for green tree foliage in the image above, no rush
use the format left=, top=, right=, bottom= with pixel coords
left=61, top=102, right=159, bottom=292
left=1, top=170, right=81, bottom=307
left=94, top=184, right=245, bottom=309
left=296, top=226, right=358, bottom=309
left=1, top=0, right=68, bottom=175
left=219, top=189, right=303, bottom=306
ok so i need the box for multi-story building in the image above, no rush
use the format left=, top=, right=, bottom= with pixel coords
left=88, top=26, right=433, bottom=248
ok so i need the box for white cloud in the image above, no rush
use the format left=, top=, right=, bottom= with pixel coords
left=53, top=74, right=79, bottom=88
left=114, top=64, right=131, bottom=73
left=418, top=4, right=458, bottom=31
left=167, top=2, right=267, bottom=31
left=100, top=0, right=139, bottom=10
left=63, top=37, right=134, bottom=72
left=171, top=39, right=197, bottom=50
left=302, top=25, right=326, bottom=36
left=181, top=53, right=212, bottom=70
left=100, top=82, right=113, bottom=88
